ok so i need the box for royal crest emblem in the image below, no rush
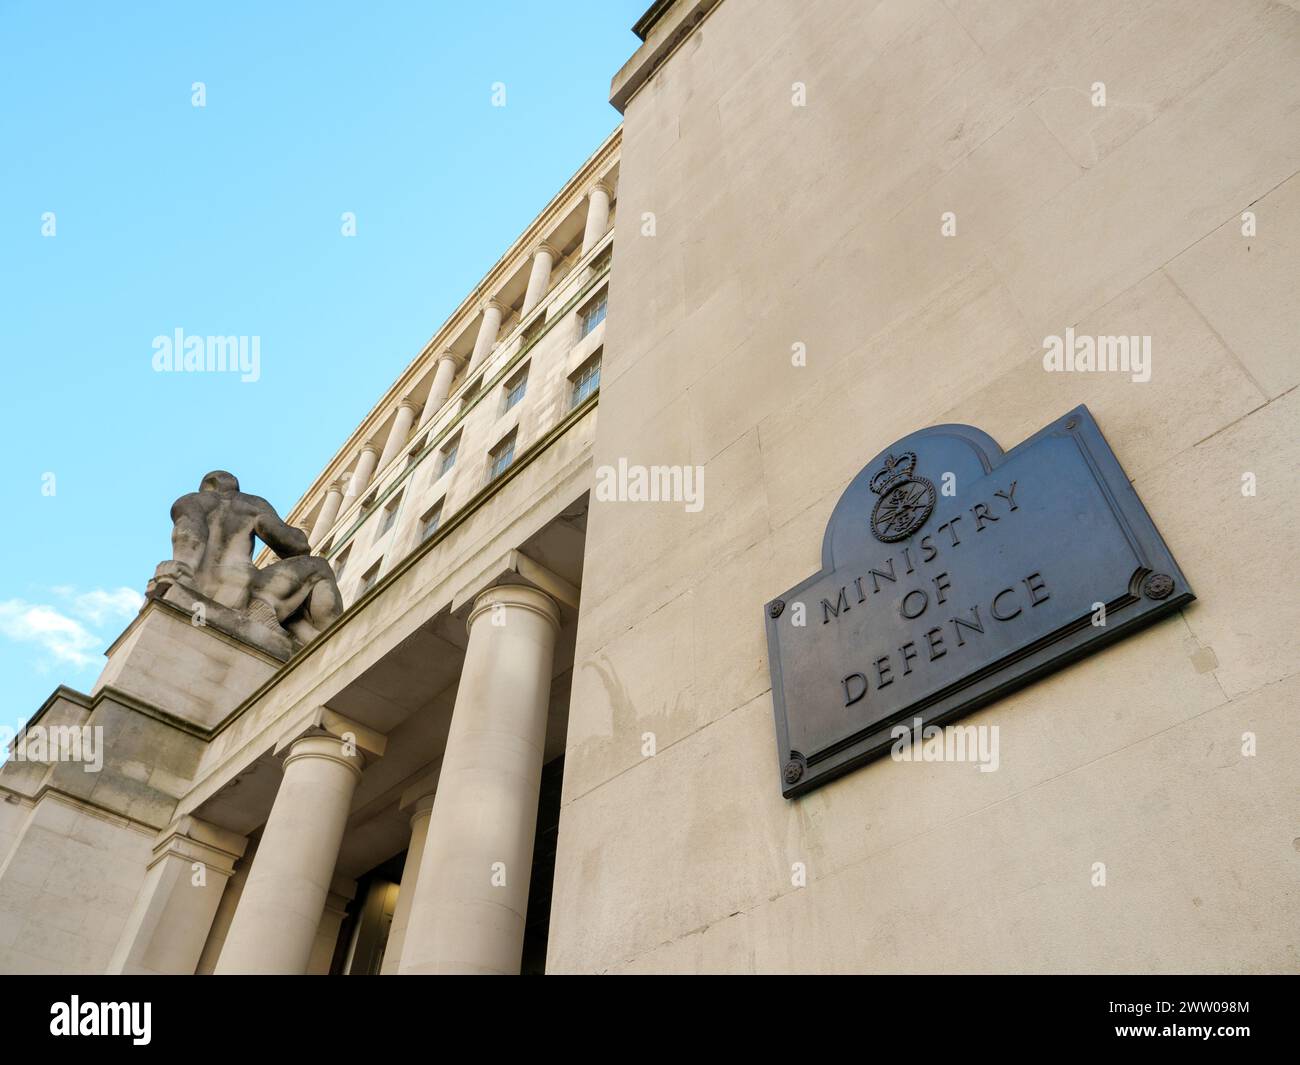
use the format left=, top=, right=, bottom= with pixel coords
left=868, top=451, right=935, bottom=543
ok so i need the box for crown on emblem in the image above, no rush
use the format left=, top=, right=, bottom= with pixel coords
left=869, top=451, right=918, bottom=496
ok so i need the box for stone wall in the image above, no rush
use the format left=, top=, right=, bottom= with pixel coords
left=549, top=0, right=1300, bottom=973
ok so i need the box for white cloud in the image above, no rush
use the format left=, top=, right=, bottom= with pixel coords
left=0, top=586, right=142, bottom=674
left=66, top=587, right=143, bottom=626
left=0, top=600, right=104, bottom=671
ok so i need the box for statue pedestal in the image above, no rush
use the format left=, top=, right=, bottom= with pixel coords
left=93, top=597, right=282, bottom=730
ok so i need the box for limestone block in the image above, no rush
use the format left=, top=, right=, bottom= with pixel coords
left=0, top=796, right=152, bottom=974
left=1167, top=171, right=1300, bottom=399
left=93, top=600, right=280, bottom=730
left=987, top=27, right=1300, bottom=340
left=931, top=270, right=1267, bottom=485
left=106, top=817, right=247, bottom=975
left=1136, top=392, right=1300, bottom=698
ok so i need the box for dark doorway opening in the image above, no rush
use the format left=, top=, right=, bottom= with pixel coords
left=520, top=754, right=565, bottom=975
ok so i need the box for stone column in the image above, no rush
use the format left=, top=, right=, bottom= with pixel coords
left=347, top=442, right=382, bottom=498
left=215, top=715, right=385, bottom=974
left=306, top=879, right=356, bottom=975
left=106, top=817, right=247, bottom=975
left=375, top=398, right=421, bottom=474
left=581, top=180, right=614, bottom=255
left=379, top=792, right=435, bottom=974
left=417, top=351, right=465, bottom=428
left=309, top=480, right=346, bottom=547
left=521, top=242, right=560, bottom=317
left=398, top=585, right=560, bottom=974
left=468, top=299, right=508, bottom=373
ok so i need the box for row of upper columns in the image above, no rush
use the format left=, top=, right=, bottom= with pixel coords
left=306, top=177, right=615, bottom=549
left=108, top=583, right=563, bottom=975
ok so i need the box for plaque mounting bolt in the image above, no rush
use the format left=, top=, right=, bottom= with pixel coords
left=783, top=759, right=804, bottom=785
left=1143, top=573, right=1175, bottom=600
left=769, top=599, right=785, bottom=619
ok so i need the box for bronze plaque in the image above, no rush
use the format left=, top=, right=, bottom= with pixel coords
left=764, top=406, right=1193, bottom=798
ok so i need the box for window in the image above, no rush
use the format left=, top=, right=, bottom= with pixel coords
left=419, top=501, right=443, bottom=543
left=570, top=351, right=602, bottom=408
left=406, top=435, right=426, bottom=468
left=488, top=431, right=516, bottom=482
left=437, top=435, right=459, bottom=479
left=503, top=365, right=529, bottom=413
left=358, top=561, right=382, bottom=596
left=378, top=492, right=402, bottom=536
left=334, top=546, right=351, bottom=582
left=590, top=246, right=612, bottom=275
left=579, top=291, right=607, bottom=338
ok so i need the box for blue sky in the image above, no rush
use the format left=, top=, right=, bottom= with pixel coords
left=0, top=1, right=644, bottom=743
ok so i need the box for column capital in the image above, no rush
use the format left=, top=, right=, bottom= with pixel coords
left=359, top=440, right=382, bottom=457
left=484, top=297, right=511, bottom=317
left=327, top=478, right=347, bottom=494
left=282, top=734, right=366, bottom=780
left=468, top=583, right=561, bottom=634
left=590, top=178, right=615, bottom=199
left=274, top=706, right=387, bottom=764
left=533, top=240, right=562, bottom=261
left=408, top=795, right=436, bottom=825
left=435, top=348, right=466, bottom=369
left=397, top=396, right=422, bottom=415
left=149, top=816, right=247, bottom=876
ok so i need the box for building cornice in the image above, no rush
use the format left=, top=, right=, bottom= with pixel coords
left=611, top=0, right=722, bottom=113
left=279, top=126, right=622, bottom=532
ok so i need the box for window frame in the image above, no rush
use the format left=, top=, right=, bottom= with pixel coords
left=377, top=490, right=402, bottom=537
left=570, top=350, right=602, bottom=408
left=357, top=560, right=382, bottom=596
left=487, top=430, right=517, bottom=483
left=419, top=500, right=444, bottom=543
left=578, top=289, right=608, bottom=339
left=436, top=434, right=460, bottom=480
left=503, top=363, right=529, bottom=414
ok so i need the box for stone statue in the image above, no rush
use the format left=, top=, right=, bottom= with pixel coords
left=146, top=470, right=343, bottom=659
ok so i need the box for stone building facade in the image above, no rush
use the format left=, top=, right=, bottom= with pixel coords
left=1, top=0, right=1297, bottom=974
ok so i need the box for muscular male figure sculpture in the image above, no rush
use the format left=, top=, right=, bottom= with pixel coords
left=148, top=470, right=342, bottom=656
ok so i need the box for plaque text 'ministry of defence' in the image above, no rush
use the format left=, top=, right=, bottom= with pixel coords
left=764, top=405, right=1193, bottom=798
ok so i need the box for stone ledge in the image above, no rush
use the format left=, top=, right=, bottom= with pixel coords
left=93, top=599, right=282, bottom=731
left=611, top=0, right=723, bottom=114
